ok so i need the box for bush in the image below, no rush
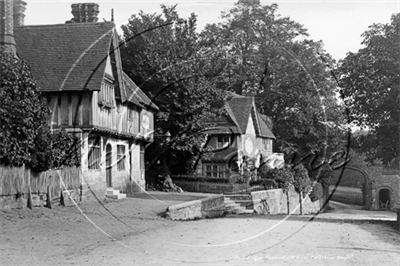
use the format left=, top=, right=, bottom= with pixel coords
left=309, top=182, right=323, bottom=202
left=29, top=129, right=81, bottom=172
left=171, top=175, right=230, bottom=184
left=292, top=164, right=312, bottom=194
left=271, top=166, right=294, bottom=191
left=249, top=178, right=278, bottom=189
left=0, top=49, right=50, bottom=167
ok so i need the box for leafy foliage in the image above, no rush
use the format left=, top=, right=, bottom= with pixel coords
left=338, top=13, right=400, bottom=165
left=309, top=182, right=323, bottom=202
left=249, top=178, right=278, bottom=189
left=0, top=49, right=49, bottom=167
left=121, top=5, right=226, bottom=176
left=269, top=166, right=294, bottom=191
left=200, top=2, right=346, bottom=156
left=292, top=164, right=312, bottom=194
left=171, top=175, right=230, bottom=184
left=0, top=49, right=80, bottom=171
left=31, top=129, right=81, bottom=172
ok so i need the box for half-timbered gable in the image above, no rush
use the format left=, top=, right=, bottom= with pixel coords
left=14, top=10, right=158, bottom=200
left=198, top=93, right=277, bottom=178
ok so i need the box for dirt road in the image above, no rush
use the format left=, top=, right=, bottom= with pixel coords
left=1, top=194, right=399, bottom=266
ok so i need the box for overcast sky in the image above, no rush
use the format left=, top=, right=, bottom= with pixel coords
left=23, top=0, right=400, bottom=61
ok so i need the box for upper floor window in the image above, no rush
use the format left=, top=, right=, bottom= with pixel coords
left=98, top=81, right=115, bottom=107
left=217, top=135, right=231, bottom=148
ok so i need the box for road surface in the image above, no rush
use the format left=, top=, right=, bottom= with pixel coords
left=1, top=195, right=399, bottom=265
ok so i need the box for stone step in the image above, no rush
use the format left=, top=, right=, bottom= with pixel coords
left=225, top=195, right=253, bottom=201
left=106, top=193, right=126, bottom=200
left=227, top=206, right=254, bottom=214
left=106, top=189, right=120, bottom=195
left=224, top=196, right=254, bottom=211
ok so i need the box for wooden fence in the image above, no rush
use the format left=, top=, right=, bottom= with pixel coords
left=0, top=165, right=82, bottom=198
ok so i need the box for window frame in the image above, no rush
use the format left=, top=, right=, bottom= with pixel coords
left=117, top=144, right=126, bottom=171
left=98, top=81, right=115, bottom=108
left=216, top=135, right=230, bottom=148
left=88, top=136, right=101, bottom=170
left=203, top=163, right=230, bottom=178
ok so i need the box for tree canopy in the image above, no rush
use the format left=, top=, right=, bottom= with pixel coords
left=0, top=49, right=49, bottom=167
left=0, top=49, right=80, bottom=171
left=120, top=2, right=347, bottom=179
left=338, top=13, right=400, bottom=165
left=120, top=5, right=226, bottom=174
left=200, top=2, right=346, bottom=156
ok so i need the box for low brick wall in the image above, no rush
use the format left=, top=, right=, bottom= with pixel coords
left=251, top=187, right=321, bottom=215
left=166, top=194, right=225, bottom=220
left=174, top=180, right=249, bottom=194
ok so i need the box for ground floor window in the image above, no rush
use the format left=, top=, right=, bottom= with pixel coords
left=88, top=136, right=101, bottom=170
left=203, top=163, right=230, bottom=178
left=117, top=144, right=126, bottom=171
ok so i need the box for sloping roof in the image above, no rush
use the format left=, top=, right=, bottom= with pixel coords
left=123, top=72, right=159, bottom=111
left=14, top=22, right=114, bottom=91
left=203, top=147, right=238, bottom=162
left=256, top=112, right=275, bottom=139
left=224, top=101, right=241, bottom=131
left=226, top=94, right=254, bottom=134
left=227, top=93, right=275, bottom=139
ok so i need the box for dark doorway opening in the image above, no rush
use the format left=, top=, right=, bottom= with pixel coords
left=378, top=188, right=391, bottom=210
left=106, top=144, right=112, bottom=188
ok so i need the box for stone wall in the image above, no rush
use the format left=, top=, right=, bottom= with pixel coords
left=369, top=175, right=400, bottom=210
left=174, top=180, right=249, bottom=194
left=251, top=187, right=321, bottom=215
left=166, top=195, right=225, bottom=220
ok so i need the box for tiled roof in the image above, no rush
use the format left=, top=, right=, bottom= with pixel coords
left=123, top=72, right=159, bottom=111
left=203, top=147, right=238, bottom=162
left=14, top=22, right=114, bottom=91
left=256, top=112, right=276, bottom=139
left=226, top=94, right=254, bottom=134
left=227, top=93, right=275, bottom=139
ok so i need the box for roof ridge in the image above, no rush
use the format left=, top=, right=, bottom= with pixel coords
left=15, top=21, right=113, bottom=29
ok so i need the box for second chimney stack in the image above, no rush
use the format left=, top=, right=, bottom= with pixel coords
left=69, top=3, right=99, bottom=23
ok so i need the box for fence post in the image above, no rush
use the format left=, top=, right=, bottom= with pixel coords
left=26, top=165, right=32, bottom=210
left=46, top=185, right=52, bottom=209
left=286, top=189, right=290, bottom=215
left=299, top=191, right=303, bottom=215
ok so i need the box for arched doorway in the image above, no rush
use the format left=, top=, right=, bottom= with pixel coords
left=332, top=166, right=371, bottom=209
left=106, top=144, right=112, bottom=188
left=378, top=188, right=391, bottom=210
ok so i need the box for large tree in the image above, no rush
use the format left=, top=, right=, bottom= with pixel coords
left=200, top=2, right=346, bottom=156
left=0, top=48, right=50, bottom=168
left=0, top=49, right=80, bottom=171
left=120, top=5, right=226, bottom=182
left=338, top=13, right=400, bottom=165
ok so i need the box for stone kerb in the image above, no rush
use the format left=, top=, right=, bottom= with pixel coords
left=166, top=194, right=225, bottom=221
left=251, top=188, right=321, bottom=215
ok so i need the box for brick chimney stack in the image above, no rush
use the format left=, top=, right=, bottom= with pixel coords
left=67, top=3, right=100, bottom=23
left=0, top=0, right=16, bottom=53
left=13, top=0, right=27, bottom=27
left=238, top=0, right=260, bottom=5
